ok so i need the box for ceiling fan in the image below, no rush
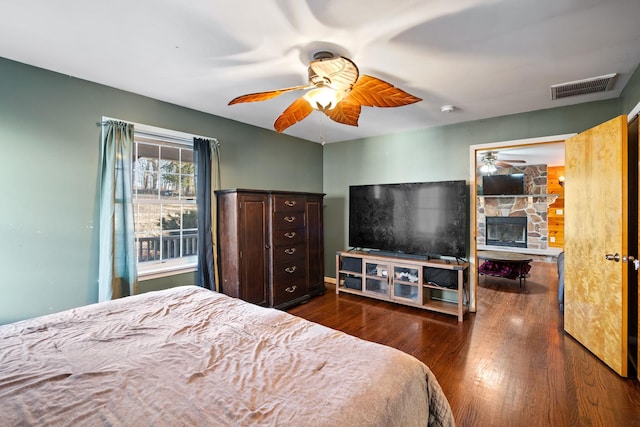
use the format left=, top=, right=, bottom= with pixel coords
left=228, top=51, right=422, bottom=133
left=479, top=151, right=526, bottom=173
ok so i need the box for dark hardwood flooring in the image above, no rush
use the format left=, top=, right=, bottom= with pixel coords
left=288, top=261, right=640, bottom=426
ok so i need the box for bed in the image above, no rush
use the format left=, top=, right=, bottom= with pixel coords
left=0, top=286, right=454, bottom=426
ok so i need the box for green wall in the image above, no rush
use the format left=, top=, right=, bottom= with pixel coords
left=0, top=57, right=322, bottom=324
left=2, top=55, right=638, bottom=323
left=621, top=64, right=640, bottom=115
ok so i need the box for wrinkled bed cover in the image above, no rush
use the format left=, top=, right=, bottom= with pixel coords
left=0, top=286, right=454, bottom=426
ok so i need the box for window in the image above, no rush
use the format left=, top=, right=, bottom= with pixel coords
left=132, top=130, right=197, bottom=276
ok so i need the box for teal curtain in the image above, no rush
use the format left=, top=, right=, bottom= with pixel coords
left=194, top=138, right=221, bottom=290
left=98, top=121, right=138, bottom=301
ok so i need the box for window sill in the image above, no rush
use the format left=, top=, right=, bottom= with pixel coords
left=138, top=263, right=197, bottom=281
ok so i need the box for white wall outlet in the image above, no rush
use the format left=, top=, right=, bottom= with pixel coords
left=556, top=209, right=563, bottom=215
left=550, top=236, right=556, bottom=242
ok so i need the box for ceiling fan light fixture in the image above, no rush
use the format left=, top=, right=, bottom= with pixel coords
left=304, top=86, right=343, bottom=111
left=480, top=163, right=497, bottom=174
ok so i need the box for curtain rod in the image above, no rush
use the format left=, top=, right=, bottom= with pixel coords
left=97, top=119, right=220, bottom=147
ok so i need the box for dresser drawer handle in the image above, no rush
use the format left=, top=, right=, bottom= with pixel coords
left=284, top=200, right=296, bottom=207
left=284, top=247, right=296, bottom=255
left=284, top=232, right=296, bottom=239
left=284, top=216, right=296, bottom=223
left=285, top=266, right=297, bottom=274
left=285, top=285, right=297, bottom=293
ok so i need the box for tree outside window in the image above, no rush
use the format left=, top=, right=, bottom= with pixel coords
left=132, top=136, right=197, bottom=269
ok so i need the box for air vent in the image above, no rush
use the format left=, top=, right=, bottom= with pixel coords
left=550, top=73, right=617, bottom=100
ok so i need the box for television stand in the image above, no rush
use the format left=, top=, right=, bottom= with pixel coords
left=336, top=250, right=469, bottom=322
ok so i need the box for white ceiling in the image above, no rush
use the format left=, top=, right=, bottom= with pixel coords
left=1, top=0, right=639, bottom=145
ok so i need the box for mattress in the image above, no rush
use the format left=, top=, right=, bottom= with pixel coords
left=0, top=286, right=453, bottom=426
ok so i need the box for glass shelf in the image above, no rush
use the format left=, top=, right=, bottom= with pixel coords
left=365, top=277, right=388, bottom=295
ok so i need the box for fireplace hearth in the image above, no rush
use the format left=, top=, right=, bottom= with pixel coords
left=486, top=216, right=527, bottom=248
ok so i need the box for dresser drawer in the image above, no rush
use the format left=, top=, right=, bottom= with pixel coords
left=272, top=227, right=306, bottom=246
left=272, top=211, right=305, bottom=229
left=272, top=242, right=306, bottom=264
left=273, top=260, right=306, bottom=283
left=272, top=278, right=307, bottom=307
left=272, top=195, right=306, bottom=213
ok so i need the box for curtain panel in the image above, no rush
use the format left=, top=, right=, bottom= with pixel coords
left=194, top=138, right=221, bottom=290
left=98, top=121, right=138, bottom=301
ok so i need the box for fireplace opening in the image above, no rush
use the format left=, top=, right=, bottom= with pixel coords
left=486, top=216, right=527, bottom=248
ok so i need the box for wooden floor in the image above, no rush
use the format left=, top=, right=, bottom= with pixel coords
left=288, top=261, right=640, bottom=426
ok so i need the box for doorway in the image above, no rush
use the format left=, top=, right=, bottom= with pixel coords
left=467, top=134, right=575, bottom=312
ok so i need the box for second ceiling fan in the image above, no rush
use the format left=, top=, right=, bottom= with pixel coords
left=479, top=151, right=526, bottom=173
left=228, top=52, right=422, bottom=133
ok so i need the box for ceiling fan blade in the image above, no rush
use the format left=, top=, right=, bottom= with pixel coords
left=348, top=75, right=422, bottom=108
left=495, top=161, right=517, bottom=168
left=324, top=100, right=362, bottom=127
left=273, top=96, right=314, bottom=132
left=228, top=84, right=312, bottom=105
left=503, top=159, right=527, bottom=163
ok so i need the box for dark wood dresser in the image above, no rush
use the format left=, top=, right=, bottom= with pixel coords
left=215, top=189, right=325, bottom=309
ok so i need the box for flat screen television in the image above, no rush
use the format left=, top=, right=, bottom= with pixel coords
left=482, top=173, right=525, bottom=195
left=349, top=180, right=467, bottom=259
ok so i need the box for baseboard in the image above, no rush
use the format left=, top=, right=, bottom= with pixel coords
left=324, top=276, right=336, bottom=285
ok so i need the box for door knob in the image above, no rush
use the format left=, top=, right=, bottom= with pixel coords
left=605, top=253, right=637, bottom=263
left=605, top=253, right=620, bottom=262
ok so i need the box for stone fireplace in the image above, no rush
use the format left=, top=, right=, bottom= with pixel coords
left=486, top=216, right=527, bottom=248
left=477, top=165, right=554, bottom=252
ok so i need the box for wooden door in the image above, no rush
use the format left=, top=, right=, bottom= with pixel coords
left=306, top=195, right=325, bottom=296
left=631, top=115, right=640, bottom=381
left=238, top=193, right=270, bottom=306
left=564, top=115, right=629, bottom=376
left=636, top=116, right=640, bottom=382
